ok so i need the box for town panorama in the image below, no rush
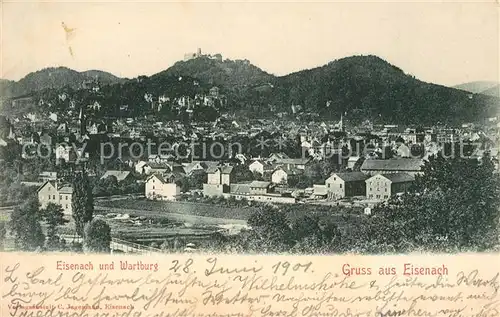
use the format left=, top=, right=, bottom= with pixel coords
left=0, top=49, right=499, bottom=254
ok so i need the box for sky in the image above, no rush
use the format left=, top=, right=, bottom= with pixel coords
left=1, top=0, right=499, bottom=87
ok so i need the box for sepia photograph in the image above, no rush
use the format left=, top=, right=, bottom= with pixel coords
left=2, top=2, right=500, bottom=317
left=0, top=0, right=499, bottom=258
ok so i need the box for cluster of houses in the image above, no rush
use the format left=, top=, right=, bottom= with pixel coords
left=200, top=154, right=424, bottom=204
left=34, top=152, right=424, bottom=217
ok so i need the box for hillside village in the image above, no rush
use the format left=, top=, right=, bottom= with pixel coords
left=1, top=82, right=499, bottom=212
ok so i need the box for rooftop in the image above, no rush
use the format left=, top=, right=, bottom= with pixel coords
left=100, top=170, right=132, bottom=182
left=361, top=159, right=423, bottom=171
left=249, top=181, right=271, bottom=188
left=368, top=173, right=415, bottom=183
left=327, top=172, right=368, bottom=182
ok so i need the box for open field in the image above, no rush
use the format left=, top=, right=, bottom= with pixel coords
left=55, top=211, right=238, bottom=242
left=95, top=206, right=248, bottom=225
left=95, top=199, right=366, bottom=236
left=96, top=199, right=257, bottom=221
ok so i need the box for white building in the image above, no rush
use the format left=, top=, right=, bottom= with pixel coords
left=37, top=181, right=73, bottom=215
left=271, top=168, right=288, bottom=185
left=55, top=145, right=76, bottom=162
left=145, top=174, right=181, bottom=200
left=396, top=144, right=411, bottom=158
left=365, top=173, right=414, bottom=201
left=249, top=160, right=265, bottom=175
left=135, top=161, right=152, bottom=174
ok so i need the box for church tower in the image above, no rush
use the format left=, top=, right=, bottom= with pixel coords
left=79, top=107, right=86, bottom=135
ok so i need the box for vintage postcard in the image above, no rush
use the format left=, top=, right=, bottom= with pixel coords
left=0, top=0, right=499, bottom=316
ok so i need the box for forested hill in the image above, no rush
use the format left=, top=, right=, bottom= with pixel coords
left=0, top=67, right=125, bottom=98
left=2, top=55, right=499, bottom=125
left=154, top=57, right=274, bottom=89
left=266, top=55, right=498, bottom=124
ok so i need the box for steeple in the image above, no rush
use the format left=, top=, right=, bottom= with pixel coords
left=79, top=106, right=86, bottom=135
left=7, top=126, right=15, bottom=140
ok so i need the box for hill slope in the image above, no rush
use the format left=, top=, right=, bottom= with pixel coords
left=481, top=85, right=500, bottom=98
left=2, top=55, right=498, bottom=125
left=155, top=57, right=273, bottom=89
left=265, top=55, right=499, bottom=124
left=453, top=81, right=498, bottom=94
left=0, top=67, right=125, bottom=98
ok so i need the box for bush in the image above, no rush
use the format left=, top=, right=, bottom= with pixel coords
left=83, top=219, right=111, bottom=253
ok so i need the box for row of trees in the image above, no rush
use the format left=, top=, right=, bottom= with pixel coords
left=366, top=153, right=500, bottom=252
left=205, top=205, right=343, bottom=254
left=92, top=175, right=144, bottom=197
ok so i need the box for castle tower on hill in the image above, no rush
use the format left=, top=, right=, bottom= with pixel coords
left=184, top=48, right=203, bottom=61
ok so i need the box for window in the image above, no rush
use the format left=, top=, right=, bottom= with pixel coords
left=59, top=195, right=62, bottom=200
left=385, top=188, right=387, bottom=192
left=334, top=177, right=336, bottom=181
left=153, top=186, right=155, bottom=189
left=66, top=196, right=68, bottom=200
left=384, top=195, right=388, bottom=199
left=376, top=195, right=380, bottom=199
left=370, top=188, right=372, bottom=191
left=339, top=184, right=342, bottom=188
left=65, top=204, right=68, bottom=209
left=53, top=195, right=55, bottom=200
left=328, top=184, right=330, bottom=188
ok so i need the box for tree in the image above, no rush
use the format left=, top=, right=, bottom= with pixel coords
left=368, top=153, right=500, bottom=252
left=72, top=172, right=94, bottom=236
left=232, top=164, right=254, bottom=183
left=290, top=215, right=342, bottom=253
left=247, top=205, right=294, bottom=252
left=83, top=218, right=111, bottom=253
left=41, top=203, right=67, bottom=250
left=288, top=174, right=312, bottom=189
left=380, top=146, right=395, bottom=159
left=102, top=175, right=119, bottom=195
left=189, top=170, right=207, bottom=190
left=9, top=198, right=45, bottom=251
left=0, top=221, right=6, bottom=251
left=410, top=144, right=425, bottom=158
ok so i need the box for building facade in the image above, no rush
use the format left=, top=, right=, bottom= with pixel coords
left=37, top=181, right=73, bottom=215
left=249, top=160, right=265, bottom=174
left=325, top=172, right=367, bottom=200
left=271, top=168, right=288, bottom=185
left=145, top=174, right=180, bottom=201
left=365, top=173, right=415, bottom=200
left=203, top=166, right=233, bottom=197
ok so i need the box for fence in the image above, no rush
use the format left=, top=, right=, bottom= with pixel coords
left=59, top=235, right=163, bottom=254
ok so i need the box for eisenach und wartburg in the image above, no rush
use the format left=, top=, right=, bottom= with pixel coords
left=0, top=49, right=499, bottom=255
left=56, top=260, right=159, bottom=272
